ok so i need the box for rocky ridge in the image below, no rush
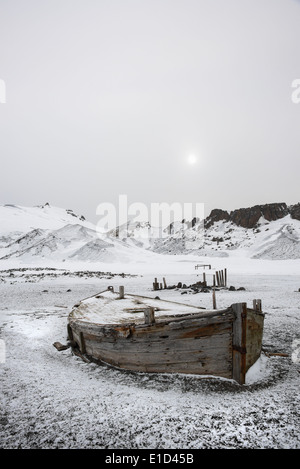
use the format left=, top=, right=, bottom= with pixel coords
left=205, top=203, right=300, bottom=229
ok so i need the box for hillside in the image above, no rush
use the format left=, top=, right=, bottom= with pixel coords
left=107, top=202, right=300, bottom=260
left=0, top=202, right=300, bottom=263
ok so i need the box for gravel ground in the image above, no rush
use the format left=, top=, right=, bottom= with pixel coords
left=0, top=269, right=299, bottom=449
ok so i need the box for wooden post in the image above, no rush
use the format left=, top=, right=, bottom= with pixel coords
left=221, top=270, right=224, bottom=287
left=67, top=324, right=73, bottom=342
left=163, top=277, right=167, bottom=289
left=79, top=331, right=86, bottom=354
left=253, top=299, right=262, bottom=312
left=216, top=271, right=220, bottom=286
left=212, top=288, right=217, bottom=309
left=224, top=268, right=227, bottom=287
left=119, top=286, right=124, bottom=299
left=144, top=307, right=155, bottom=324
left=203, top=272, right=206, bottom=286
left=213, top=274, right=216, bottom=287
left=232, top=303, right=247, bottom=385
left=159, top=283, right=162, bottom=290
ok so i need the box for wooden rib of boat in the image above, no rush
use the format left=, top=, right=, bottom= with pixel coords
left=67, top=286, right=265, bottom=384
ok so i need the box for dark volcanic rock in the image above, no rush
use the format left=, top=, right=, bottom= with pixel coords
left=230, top=206, right=262, bottom=228
left=260, top=203, right=289, bottom=222
left=205, top=202, right=290, bottom=229
left=289, top=203, right=300, bottom=221
left=230, top=203, right=288, bottom=229
left=204, top=209, right=230, bottom=228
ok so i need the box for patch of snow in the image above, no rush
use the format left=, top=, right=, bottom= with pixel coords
left=245, top=353, right=270, bottom=385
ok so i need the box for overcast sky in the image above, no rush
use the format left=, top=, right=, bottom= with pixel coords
left=0, top=0, right=300, bottom=224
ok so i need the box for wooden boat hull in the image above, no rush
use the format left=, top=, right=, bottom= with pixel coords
left=67, top=293, right=264, bottom=384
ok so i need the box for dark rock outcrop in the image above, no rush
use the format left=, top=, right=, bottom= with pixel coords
left=289, top=203, right=300, bottom=221
left=205, top=202, right=293, bottom=229
left=230, top=203, right=288, bottom=229
left=204, top=209, right=230, bottom=228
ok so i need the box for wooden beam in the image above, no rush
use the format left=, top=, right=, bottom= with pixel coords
left=79, top=331, right=86, bottom=354
left=144, top=307, right=155, bottom=324
left=119, top=286, right=125, bottom=299
left=212, top=288, right=217, bottom=309
left=253, top=299, right=262, bottom=312
left=232, top=303, right=247, bottom=384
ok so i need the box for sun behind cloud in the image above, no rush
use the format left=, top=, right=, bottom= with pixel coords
left=187, top=154, right=197, bottom=165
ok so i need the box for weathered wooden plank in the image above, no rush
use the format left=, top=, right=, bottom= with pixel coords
left=70, top=313, right=233, bottom=346
left=86, top=345, right=233, bottom=377
left=232, top=303, right=247, bottom=384
left=144, top=307, right=155, bottom=324
left=78, top=331, right=86, bottom=354
left=97, top=353, right=232, bottom=378
left=119, top=286, right=124, bottom=299
left=69, top=309, right=233, bottom=334
left=245, top=309, right=264, bottom=371
left=212, top=288, right=217, bottom=309
left=82, top=327, right=232, bottom=355
left=86, top=340, right=232, bottom=364
left=71, top=320, right=232, bottom=353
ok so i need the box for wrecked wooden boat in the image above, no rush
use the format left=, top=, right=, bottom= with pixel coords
left=67, top=286, right=265, bottom=384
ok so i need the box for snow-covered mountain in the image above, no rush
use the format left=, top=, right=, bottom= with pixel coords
left=0, top=203, right=94, bottom=238
left=107, top=202, right=300, bottom=260
left=0, top=202, right=300, bottom=263
left=0, top=203, right=163, bottom=264
left=0, top=204, right=111, bottom=262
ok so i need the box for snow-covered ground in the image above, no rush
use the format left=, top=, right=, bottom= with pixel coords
left=0, top=256, right=299, bottom=449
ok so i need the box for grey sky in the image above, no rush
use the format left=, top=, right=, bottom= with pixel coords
left=0, top=0, right=300, bottom=224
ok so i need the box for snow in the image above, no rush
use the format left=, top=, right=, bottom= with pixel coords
left=0, top=204, right=299, bottom=449
left=0, top=262, right=300, bottom=449
left=2, top=203, right=300, bottom=263
left=0, top=203, right=95, bottom=235
left=70, top=289, right=207, bottom=325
